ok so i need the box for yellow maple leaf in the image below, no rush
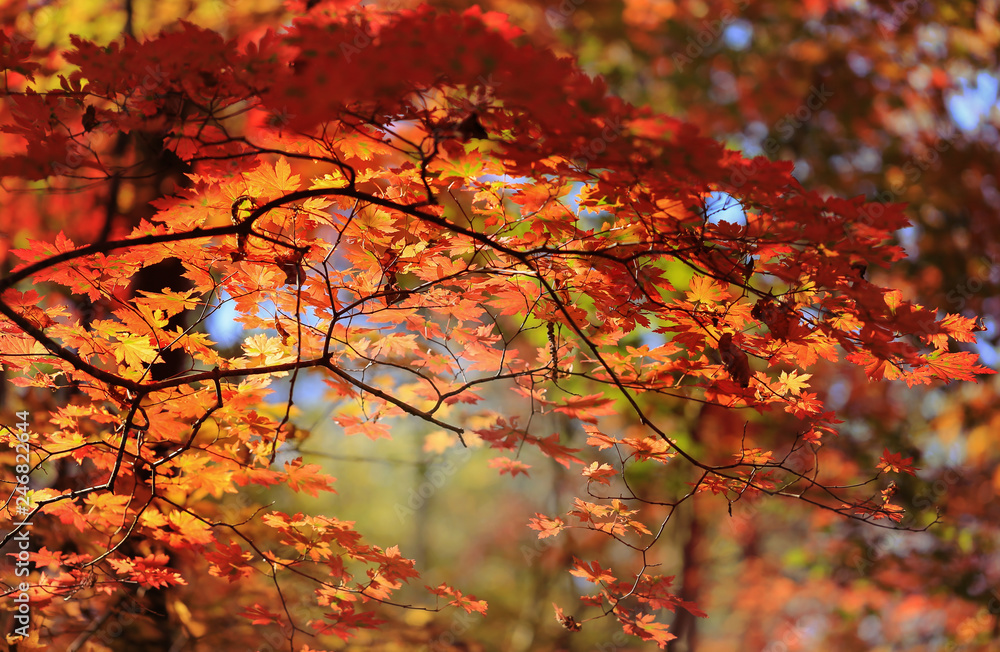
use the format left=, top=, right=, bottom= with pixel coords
left=776, top=370, right=812, bottom=396
left=114, top=333, right=159, bottom=369
left=242, top=333, right=293, bottom=366
left=309, top=171, right=349, bottom=190
left=686, top=275, right=728, bottom=304
left=243, top=156, right=300, bottom=197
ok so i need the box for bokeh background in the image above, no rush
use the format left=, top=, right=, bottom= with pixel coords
left=2, top=0, right=999, bottom=650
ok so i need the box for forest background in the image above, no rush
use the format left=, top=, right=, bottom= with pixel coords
left=1, top=1, right=999, bottom=651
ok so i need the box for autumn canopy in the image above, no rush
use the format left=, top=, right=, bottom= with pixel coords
left=0, top=1, right=995, bottom=650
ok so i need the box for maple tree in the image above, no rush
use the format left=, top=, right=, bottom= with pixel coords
left=0, top=1, right=995, bottom=650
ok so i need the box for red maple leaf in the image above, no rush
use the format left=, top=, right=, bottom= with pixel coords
left=876, top=448, right=919, bottom=476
